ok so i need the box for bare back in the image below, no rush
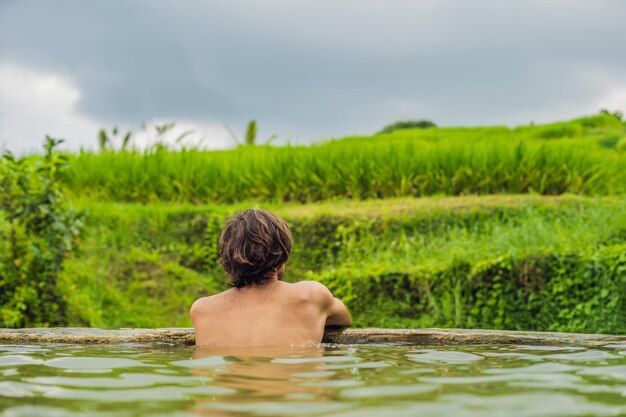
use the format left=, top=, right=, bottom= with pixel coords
left=191, top=280, right=350, bottom=347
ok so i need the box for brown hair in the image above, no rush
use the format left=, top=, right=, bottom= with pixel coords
left=218, top=209, right=292, bottom=288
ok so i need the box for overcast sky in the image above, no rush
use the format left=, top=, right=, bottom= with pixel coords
left=1, top=0, right=625, bottom=153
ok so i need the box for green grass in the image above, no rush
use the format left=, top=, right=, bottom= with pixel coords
left=60, top=195, right=626, bottom=332
left=65, top=115, right=626, bottom=203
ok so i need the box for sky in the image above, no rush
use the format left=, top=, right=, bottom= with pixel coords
left=1, top=0, right=626, bottom=153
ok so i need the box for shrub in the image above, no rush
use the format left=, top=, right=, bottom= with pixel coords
left=0, top=138, right=83, bottom=327
left=316, top=247, right=626, bottom=333
left=378, top=120, right=436, bottom=134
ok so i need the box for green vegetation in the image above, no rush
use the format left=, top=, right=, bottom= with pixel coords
left=0, top=138, right=83, bottom=327
left=57, top=195, right=626, bottom=333
left=1, top=114, right=625, bottom=332
left=378, top=119, right=437, bottom=134
left=66, top=114, right=626, bottom=203
left=225, top=119, right=277, bottom=147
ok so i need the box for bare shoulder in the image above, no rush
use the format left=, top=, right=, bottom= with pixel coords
left=190, top=292, right=227, bottom=318
left=293, top=280, right=330, bottom=292
left=292, top=280, right=334, bottom=303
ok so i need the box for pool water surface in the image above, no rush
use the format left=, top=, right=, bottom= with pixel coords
left=0, top=342, right=625, bottom=416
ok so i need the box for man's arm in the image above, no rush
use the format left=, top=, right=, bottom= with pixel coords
left=301, top=281, right=351, bottom=327
left=324, top=296, right=351, bottom=326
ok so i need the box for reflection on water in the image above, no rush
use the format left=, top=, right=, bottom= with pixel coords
left=0, top=342, right=625, bottom=417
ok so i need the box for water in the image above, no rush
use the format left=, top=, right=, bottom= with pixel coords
left=0, top=342, right=625, bottom=416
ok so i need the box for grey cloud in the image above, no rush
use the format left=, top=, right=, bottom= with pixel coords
left=1, top=0, right=626, bottom=145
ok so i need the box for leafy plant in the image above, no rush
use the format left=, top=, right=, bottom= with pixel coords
left=225, top=119, right=277, bottom=147
left=0, top=137, right=83, bottom=327
left=98, top=126, right=133, bottom=152
left=97, top=122, right=200, bottom=152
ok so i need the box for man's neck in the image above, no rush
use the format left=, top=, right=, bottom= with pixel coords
left=235, top=276, right=280, bottom=291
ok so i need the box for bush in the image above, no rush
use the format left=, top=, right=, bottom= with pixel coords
left=378, top=120, right=436, bottom=134
left=316, top=247, right=626, bottom=333
left=0, top=138, right=83, bottom=327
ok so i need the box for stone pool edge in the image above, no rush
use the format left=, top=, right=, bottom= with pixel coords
left=0, top=327, right=624, bottom=347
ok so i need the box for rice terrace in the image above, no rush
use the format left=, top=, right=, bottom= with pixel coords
left=2, top=113, right=626, bottom=332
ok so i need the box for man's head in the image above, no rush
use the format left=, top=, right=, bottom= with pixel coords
left=218, top=209, right=292, bottom=288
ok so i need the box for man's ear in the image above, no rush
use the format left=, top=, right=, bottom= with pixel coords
left=277, top=264, right=286, bottom=280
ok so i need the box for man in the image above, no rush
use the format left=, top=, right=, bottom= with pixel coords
left=190, top=209, right=351, bottom=347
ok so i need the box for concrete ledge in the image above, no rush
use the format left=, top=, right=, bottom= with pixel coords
left=1, top=327, right=625, bottom=347
left=323, top=328, right=626, bottom=347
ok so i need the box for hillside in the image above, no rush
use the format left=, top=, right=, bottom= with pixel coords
left=2, top=115, right=625, bottom=332
left=59, top=195, right=626, bottom=332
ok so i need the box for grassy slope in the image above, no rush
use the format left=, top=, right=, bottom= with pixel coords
left=61, top=194, right=626, bottom=332
left=48, top=115, right=626, bottom=332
